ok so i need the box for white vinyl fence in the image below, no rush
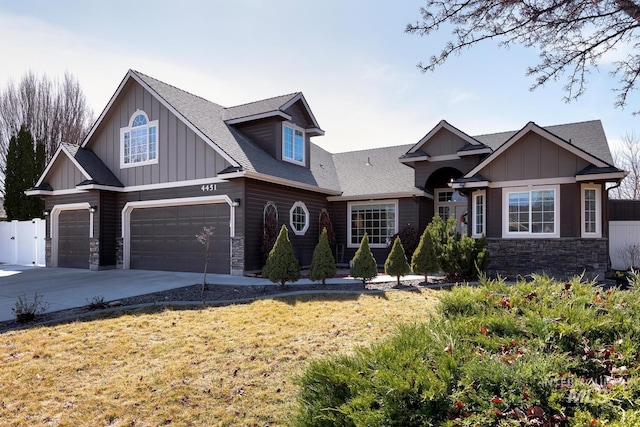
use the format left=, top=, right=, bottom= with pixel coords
left=610, top=221, right=640, bottom=270
left=0, top=219, right=46, bottom=266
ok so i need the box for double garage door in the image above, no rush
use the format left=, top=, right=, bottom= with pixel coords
left=129, top=203, right=230, bottom=273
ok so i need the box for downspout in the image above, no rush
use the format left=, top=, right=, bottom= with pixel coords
left=606, top=179, right=624, bottom=271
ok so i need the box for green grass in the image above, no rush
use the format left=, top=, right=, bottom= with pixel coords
left=0, top=290, right=438, bottom=426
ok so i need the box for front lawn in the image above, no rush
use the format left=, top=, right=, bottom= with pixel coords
left=293, top=276, right=640, bottom=426
left=0, top=290, right=437, bottom=426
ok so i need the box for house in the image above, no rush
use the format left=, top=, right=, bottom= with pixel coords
left=27, top=70, right=626, bottom=279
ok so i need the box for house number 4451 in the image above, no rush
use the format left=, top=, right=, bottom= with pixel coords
left=201, top=184, right=217, bottom=192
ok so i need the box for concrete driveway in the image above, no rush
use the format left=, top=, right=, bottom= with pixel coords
left=0, top=265, right=274, bottom=322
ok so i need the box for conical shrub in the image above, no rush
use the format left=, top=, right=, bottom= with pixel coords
left=262, top=224, right=300, bottom=288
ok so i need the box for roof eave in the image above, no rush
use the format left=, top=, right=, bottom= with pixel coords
left=239, top=171, right=341, bottom=196
left=576, top=171, right=628, bottom=182
left=327, top=190, right=429, bottom=202
left=225, top=110, right=292, bottom=125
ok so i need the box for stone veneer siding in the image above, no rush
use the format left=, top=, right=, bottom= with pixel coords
left=116, top=237, right=123, bottom=269
left=486, top=238, right=608, bottom=281
left=89, top=238, right=100, bottom=270
left=231, top=237, right=245, bottom=276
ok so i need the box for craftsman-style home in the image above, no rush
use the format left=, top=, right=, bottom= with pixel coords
left=28, top=70, right=626, bottom=279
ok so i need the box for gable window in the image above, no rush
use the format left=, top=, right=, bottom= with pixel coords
left=581, top=184, right=601, bottom=237
left=472, top=190, right=486, bottom=237
left=502, top=186, right=559, bottom=238
left=290, top=201, right=309, bottom=235
left=348, top=201, right=397, bottom=248
left=283, top=123, right=305, bottom=165
left=121, top=110, right=158, bottom=168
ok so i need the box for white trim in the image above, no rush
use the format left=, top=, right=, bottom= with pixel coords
left=472, top=190, right=486, bottom=238
left=225, top=110, right=292, bottom=125
left=121, top=195, right=235, bottom=270
left=576, top=171, right=627, bottom=182
left=50, top=202, right=91, bottom=268
left=428, top=154, right=461, bottom=162
left=120, top=110, right=159, bottom=169
left=327, top=191, right=428, bottom=202
left=82, top=70, right=240, bottom=169
left=466, top=122, right=609, bottom=178
left=282, top=122, right=306, bottom=166
left=407, top=120, right=484, bottom=154
left=399, top=155, right=429, bottom=164
left=347, top=199, right=398, bottom=248
left=502, top=185, right=560, bottom=238
left=35, top=144, right=92, bottom=188
left=243, top=171, right=341, bottom=196
left=458, top=147, right=492, bottom=157
left=581, top=184, right=602, bottom=238
left=289, top=201, right=310, bottom=236
left=25, top=189, right=54, bottom=196
left=280, top=93, right=323, bottom=131
left=453, top=177, right=576, bottom=190
left=305, top=127, right=325, bottom=136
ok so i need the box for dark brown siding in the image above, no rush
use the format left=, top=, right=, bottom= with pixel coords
left=243, top=180, right=330, bottom=271
left=609, top=199, right=640, bottom=221
left=486, top=188, right=502, bottom=238
left=99, top=191, right=119, bottom=267
left=560, top=183, right=580, bottom=238
left=331, top=201, right=348, bottom=264
left=234, top=118, right=280, bottom=159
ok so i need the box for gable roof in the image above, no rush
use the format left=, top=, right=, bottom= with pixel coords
left=223, top=92, right=324, bottom=135
left=78, top=70, right=338, bottom=194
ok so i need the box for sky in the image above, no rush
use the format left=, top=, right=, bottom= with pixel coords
left=0, top=0, right=638, bottom=154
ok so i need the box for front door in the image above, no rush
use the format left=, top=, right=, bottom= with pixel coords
left=435, top=189, right=468, bottom=235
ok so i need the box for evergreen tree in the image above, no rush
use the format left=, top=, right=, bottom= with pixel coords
left=385, top=236, right=411, bottom=286
left=411, top=226, right=439, bottom=281
left=350, top=233, right=378, bottom=285
left=4, top=126, right=43, bottom=220
left=262, top=224, right=300, bottom=288
left=309, top=227, right=337, bottom=286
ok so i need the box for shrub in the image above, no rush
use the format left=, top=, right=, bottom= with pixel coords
left=384, top=236, right=411, bottom=286
left=389, top=225, right=420, bottom=261
left=411, top=226, right=438, bottom=280
left=86, top=295, right=107, bottom=310
left=350, top=233, right=378, bottom=284
left=426, top=215, right=489, bottom=280
left=262, top=224, right=300, bottom=288
left=13, top=293, right=50, bottom=323
left=293, top=276, right=640, bottom=425
left=309, top=227, right=337, bottom=286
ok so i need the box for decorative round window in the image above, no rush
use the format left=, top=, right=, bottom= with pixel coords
left=289, top=201, right=309, bottom=235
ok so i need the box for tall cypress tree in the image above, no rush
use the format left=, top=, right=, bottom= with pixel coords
left=4, top=126, right=43, bottom=220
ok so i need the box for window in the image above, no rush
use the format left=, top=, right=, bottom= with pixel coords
left=472, top=190, right=486, bottom=237
left=503, top=186, right=559, bottom=238
left=348, top=201, right=397, bottom=248
left=289, top=201, right=309, bottom=235
left=283, top=123, right=305, bottom=164
left=581, top=184, right=601, bottom=237
left=121, top=110, right=158, bottom=168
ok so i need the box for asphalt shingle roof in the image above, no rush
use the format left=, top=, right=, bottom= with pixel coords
left=223, top=93, right=299, bottom=121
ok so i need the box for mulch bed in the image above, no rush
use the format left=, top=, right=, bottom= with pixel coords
left=0, top=279, right=436, bottom=333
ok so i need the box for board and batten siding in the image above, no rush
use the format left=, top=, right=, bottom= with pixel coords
left=243, top=180, right=330, bottom=272
left=48, top=155, right=87, bottom=190
left=480, top=132, right=591, bottom=181
left=235, top=118, right=280, bottom=159
left=86, top=79, right=231, bottom=187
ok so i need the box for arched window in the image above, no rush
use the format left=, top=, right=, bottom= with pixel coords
left=121, top=110, right=158, bottom=167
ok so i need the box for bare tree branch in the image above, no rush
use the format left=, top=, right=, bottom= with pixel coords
left=0, top=71, right=94, bottom=194
left=407, top=0, right=640, bottom=112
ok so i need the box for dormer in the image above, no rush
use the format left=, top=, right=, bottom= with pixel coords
left=224, top=92, right=324, bottom=168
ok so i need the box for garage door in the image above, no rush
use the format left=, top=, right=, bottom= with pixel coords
left=129, top=203, right=230, bottom=273
left=58, top=210, right=90, bottom=268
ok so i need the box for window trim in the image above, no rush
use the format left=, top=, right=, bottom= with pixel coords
left=347, top=199, right=398, bottom=248
left=472, top=190, right=486, bottom=238
left=282, top=122, right=305, bottom=166
left=120, top=110, right=159, bottom=169
left=502, top=185, right=560, bottom=238
left=289, top=201, right=309, bottom=236
left=581, top=184, right=601, bottom=238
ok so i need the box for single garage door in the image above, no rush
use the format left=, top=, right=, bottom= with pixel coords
left=129, top=203, right=230, bottom=273
left=58, top=210, right=90, bottom=268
